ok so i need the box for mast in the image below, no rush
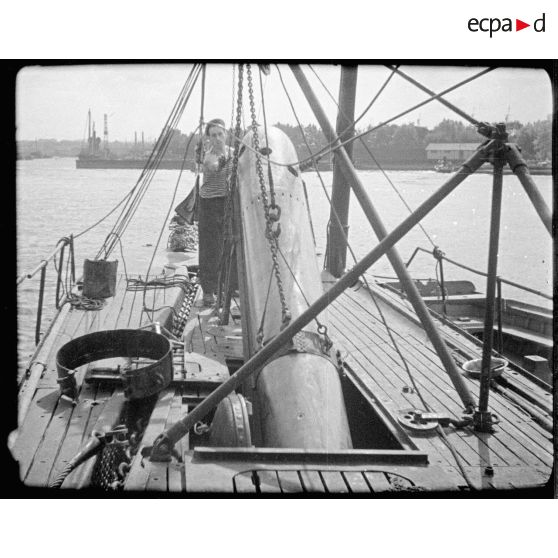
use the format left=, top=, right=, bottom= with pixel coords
left=103, top=113, right=109, bottom=153
left=290, top=64, right=477, bottom=412
left=87, top=109, right=92, bottom=154
left=326, top=65, right=358, bottom=277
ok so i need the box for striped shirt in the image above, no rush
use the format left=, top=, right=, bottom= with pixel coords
left=200, top=147, right=232, bottom=199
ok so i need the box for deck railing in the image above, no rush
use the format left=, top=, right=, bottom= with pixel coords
left=404, top=246, right=551, bottom=354
left=17, top=236, right=76, bottom=345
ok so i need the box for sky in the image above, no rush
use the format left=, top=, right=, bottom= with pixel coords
left=15, top=63, right=553, bottom=142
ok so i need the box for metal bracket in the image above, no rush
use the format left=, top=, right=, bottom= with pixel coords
left=141, top=434, right=174, bottom=462
left=472, top=410, right=499, bottom=433
left=98, top=425, right=129, bottom=446
left=398, top=409, right=472, bottom=433
left=476, top=122, right=509, bottom=142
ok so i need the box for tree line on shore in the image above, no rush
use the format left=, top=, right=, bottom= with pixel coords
left=274, top=118, right=551, bottom=165
left=18, top=117, right=551, bottom=164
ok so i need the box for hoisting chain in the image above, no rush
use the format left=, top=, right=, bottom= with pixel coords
left=224, top=64, right=245, bottom=234
left=171, top=280, right=199, bottom=338
left=246, top=64, right=291, bottom=327
left=216, top=65, right=244, bottom=310
left=90, top=426, right=131, bottom=491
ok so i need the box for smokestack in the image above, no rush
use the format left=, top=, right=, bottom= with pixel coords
left=103, top=114, right=109, bottom=150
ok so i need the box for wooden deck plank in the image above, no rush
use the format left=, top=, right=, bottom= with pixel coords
left=37, top=307, right=91, bottom=388
left=96, top=275, right=129, bottom=331
left=234, top=472, right=257, bottom=493
left=82, top=278, right=124, bottom=334
left=277, top=470, right=304, bottom=493
left=386, top=344, right=527, bottom=468
left=48, top=381, right=99, bottom=486
left=342, top=471, right=371, bottom=493
left=349, top=287, right=553, bottom=449
left=402, top=341, right=553, bottom=467
left=407, top=329, right=553, bottom=430
left=327, top=310, right=457, bottom=467
left=329, top=297, right=550, bottom=470
left=392, top=332, right=553, bottom=465
left=162, top=392, right=185, bottom=492
left=336, top=351, right=457, bottom=466
left=145, top=464, right=170, bottom=492
left=13, top=388, right=61, bottom=480
left=37, top=277, right=127, bottom=389
left=184, top=306, right=226, bottom=363
left=62, top=384, right=114, bottom=489
left=340, top=290, right=553, bottom=470
left=257, top=470, right=282, bottom=493
left=408, top=336, right=554, bottom=457
left=299, top=470, right=325, bottom=493
left=125, top=284, right=143, bottom=329
left=358, top=349, right=494, bottom=470
left=358, top=331, right=542, bottom=469
left=321, top=471, right=349, bottom=493
left=124, top=389, right=175, bottom=491
left=25, top=398, right=73, bottom=487
left=330, top=301, right=528, bottom=470
left=364, top=471, right=392, bottom=494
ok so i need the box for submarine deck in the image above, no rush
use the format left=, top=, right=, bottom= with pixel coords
left=13, top=265, right=553, bottom=493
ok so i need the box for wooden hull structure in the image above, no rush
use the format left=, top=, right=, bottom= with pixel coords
left=12, top=259, right=553, bottom=492
left=381, top=279, right=552, bottom=383
left=13, top=65, right=553, bottom=494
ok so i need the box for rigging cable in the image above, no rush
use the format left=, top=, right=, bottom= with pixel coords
left=309, top=64, right=437, bottom=249
left=308, top=63, right=399, bottom=144
left=140, top=100, right=203, bottom=323
left=22, top=62, right=493, bottom=276
left=277, top=64, right=476, bottom=491
left=103, top=65, right=201, bottom=258
left=98, top=64, right=202, bottom=260
left=222, top=66, right=496, bottom=172
left=277, top=64, right=423, bottom=378
left=258, top=65, right=278, bottom=210
left=293, top=66, right=496, bottom=170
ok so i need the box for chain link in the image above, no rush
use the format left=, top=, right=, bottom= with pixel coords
left=216, top=64, right=244, bottom=310
left=246, top=64, right=291, bottom=327
left=90, top=430, right=130, bottom=491
left=171, top=281, right=199, bottom=338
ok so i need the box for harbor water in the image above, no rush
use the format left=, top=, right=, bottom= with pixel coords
left=16, top=157, right=553, bottom=376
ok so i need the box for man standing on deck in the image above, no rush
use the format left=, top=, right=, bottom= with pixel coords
left=198, top=118, right=231, bottom=306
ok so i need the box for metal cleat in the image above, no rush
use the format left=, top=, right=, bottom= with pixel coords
left=397, top=409, right=473, bottom=433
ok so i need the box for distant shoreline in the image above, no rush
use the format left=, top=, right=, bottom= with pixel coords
left=17, top=156, right=552, bottom=175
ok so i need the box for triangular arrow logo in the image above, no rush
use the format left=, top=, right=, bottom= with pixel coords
left=516, top=19, right=530, bottom=31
